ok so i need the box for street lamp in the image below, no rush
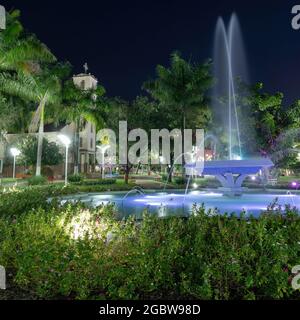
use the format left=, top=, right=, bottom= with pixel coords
left=10, top=147, right=20, bottom=179
left=159, top=156, right=164, bottom=173
left=97, top=145, right=110, bottom=179
left=58, top=134, right=71, bottom=185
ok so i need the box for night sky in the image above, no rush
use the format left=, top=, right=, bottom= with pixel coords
left=1, top=0, right=300, bottom=105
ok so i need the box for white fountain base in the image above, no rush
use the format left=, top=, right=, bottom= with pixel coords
left=186, top=159, right=274, bottom=197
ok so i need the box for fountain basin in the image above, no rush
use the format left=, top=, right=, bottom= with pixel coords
left=186, top=158, right=274, bottom=196
left=58, top=189, right=299, bottom=219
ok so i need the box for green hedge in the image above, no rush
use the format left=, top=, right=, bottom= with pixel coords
left=73, top=179, right=117, bottom=186
left=0, top=199, right=300, bottom=300
left=27, top=175, right=47, bottom=186
left=68, top=174, right=84, bottom=183
left=0, top=184, right=133, bottom=218
left=0, top=188, right=53, bottom=218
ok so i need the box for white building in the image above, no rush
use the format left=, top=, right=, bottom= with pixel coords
left=0, top=72, right=99, bottom=178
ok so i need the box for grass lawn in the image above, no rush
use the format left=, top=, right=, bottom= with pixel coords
left=277, top=176, right=300, bottom=183
left=0, top=178, right=19, bottom=184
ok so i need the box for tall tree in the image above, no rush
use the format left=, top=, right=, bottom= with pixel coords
left=0, top=9, right=56, bottom=108
left=143, top=52, right=213, bottom=176
left=237, top=82, right=287, bottom=156
left=102, top=96, right=158, bottom=183
left=58, top=78, right=106, bottom=174
left=0, top=9, right=57, bottom=175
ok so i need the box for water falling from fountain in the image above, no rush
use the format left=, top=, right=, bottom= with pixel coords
left=213, top=13, right=249, bottom=159
left=122, top=187, right=145, bottom=201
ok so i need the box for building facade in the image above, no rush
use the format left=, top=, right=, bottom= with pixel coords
left=0, top=72, right=99, bottom=178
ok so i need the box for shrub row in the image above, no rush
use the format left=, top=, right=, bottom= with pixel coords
left=0, top=201, right=299, bottom=300
left=0, top=183, right=133, bottom=218
left=73, top=179, right=117, bottom=186
left=68, top=174, right=84, bottom=183
left=27, top=175, right=48, bottom=186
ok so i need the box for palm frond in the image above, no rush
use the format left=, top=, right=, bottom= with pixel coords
left=0, top=72, right=40, bottom=102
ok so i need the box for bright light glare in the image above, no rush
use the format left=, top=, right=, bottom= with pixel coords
left=251, top=176, right=256, bottom=181
left=58, top=134, right=71, bottom=146
left=61, top=209, right=110, bottom=240
left=193, top=183, right=198, bottom=189
left=10, top=147, right=20, bottom=157
left=233, top=155, right=242, bottom=160
left=97, top=144, right=110, bottom=153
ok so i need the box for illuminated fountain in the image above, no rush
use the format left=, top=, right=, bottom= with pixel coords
left=186, top=158, right=274, bottom=197
left=213, top=13, right=246, bottom=160
left=59, top=14, right=297, bottom=218
left=185, top=13, right=274, bottom=196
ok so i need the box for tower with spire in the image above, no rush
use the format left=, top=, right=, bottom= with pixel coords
left=72, top=63, right=98, bottom=173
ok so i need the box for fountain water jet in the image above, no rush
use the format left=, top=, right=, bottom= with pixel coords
left=186, top=13, right=274, bottom=196
left=213, top=13, right=249, bottom=159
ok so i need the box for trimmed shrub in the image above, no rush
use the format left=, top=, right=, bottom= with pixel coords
left=68, top=174, right=83, bottom=183
left=174, top=177, right=186, bottom=185
left=0, top=188, right=52, bottom=218
left=27, top=175, right=47, bottom=186
left=75, top=179, right=117, bottom=186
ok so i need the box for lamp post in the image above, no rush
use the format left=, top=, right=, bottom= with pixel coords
left=159, top=156, right=164, bottom=174
left=58, top=134, right=71, bottom=185
left=10, top=147, right=20, bottom=179
left=97, top=145, right=110, bottom=179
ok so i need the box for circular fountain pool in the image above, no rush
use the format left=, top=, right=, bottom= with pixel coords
left=59, top=190, right=300, bottom=219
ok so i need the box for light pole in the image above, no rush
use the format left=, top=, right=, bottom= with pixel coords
left=58, top=134, right=71, bottom=185
left=159, top=156, right=164, bottom=174
left=97, top=145, right=110, bottom=179
left=10, top=148, right=20, bottom=179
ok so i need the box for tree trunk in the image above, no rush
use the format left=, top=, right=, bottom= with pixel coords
left=35, top=103, right=44, bottom=176
left=73, top=118, right=80, bottom=174
left=124, top=164, right=130, bottom=184
left=124, top=160, right=134, bottom=185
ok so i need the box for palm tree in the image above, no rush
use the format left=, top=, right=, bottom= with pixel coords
left=0, top=10, right=57, bottom=175
left=58, top=79, right=106, bottom=174
left=28, top=72, right=61, bottom=176
left=0, top=10, right=56, bottom=132
left=0, top=10, right=55, bottom=72
left=143, top=52, right=213, bottom=175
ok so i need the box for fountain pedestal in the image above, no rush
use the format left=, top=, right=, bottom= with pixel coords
left=186, top=158, right=274, bottom=196
left=214, top=173, right=248, bottom=196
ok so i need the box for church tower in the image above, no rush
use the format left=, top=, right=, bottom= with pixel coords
left=72, top=63, right=98, bottom=174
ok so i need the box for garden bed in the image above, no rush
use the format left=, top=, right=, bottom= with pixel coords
left=0, top=187, right=300, bottom=300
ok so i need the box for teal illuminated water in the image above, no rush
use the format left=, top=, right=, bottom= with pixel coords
left=60, top=190, right=300, bottom=219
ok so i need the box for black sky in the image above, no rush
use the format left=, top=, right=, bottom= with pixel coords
left=1, top=0, right=300, bottom=105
